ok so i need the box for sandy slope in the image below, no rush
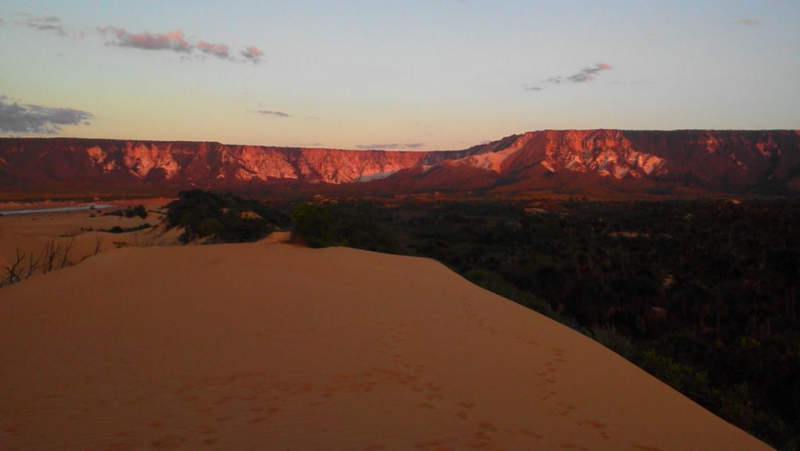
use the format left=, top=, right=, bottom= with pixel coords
left=0, top=201, right=178, bottom=270
left=0, top=242, right=769, bottom=450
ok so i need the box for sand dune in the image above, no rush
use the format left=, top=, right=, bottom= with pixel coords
left=0, top=241, right=769, bottom=450
left=0, top=201, right=178, bottom=270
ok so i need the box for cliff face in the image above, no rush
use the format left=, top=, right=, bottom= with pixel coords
left=404, top=129, right=800, bottom=194
left=0, top=139, right=437, bottom=186
left=1, top=130, right=799, bottom=195
left=447, top=130, right=668, bottom=179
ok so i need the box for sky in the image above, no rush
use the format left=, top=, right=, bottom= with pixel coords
left=0, top=0, right=798, bottom=150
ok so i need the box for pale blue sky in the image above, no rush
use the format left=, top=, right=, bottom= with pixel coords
left=0, top=0, right=798, bottom=150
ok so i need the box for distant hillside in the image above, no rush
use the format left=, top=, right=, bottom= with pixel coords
left=1, top=130, right=799, bottom=197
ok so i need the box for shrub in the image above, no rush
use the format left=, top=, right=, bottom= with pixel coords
left=165, top=190, right=289, bottom=243
left=103, top=223, right=151, bottom=234
left=291, top=203, right=342, bottom=247
left=124, top=204, right=147, bottom=219
left=290, top=201, right=400, bottom=251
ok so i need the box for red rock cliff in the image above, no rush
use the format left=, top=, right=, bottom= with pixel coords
left=1, top=130, right=798, bottom=195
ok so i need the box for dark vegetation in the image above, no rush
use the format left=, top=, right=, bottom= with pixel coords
left=101, top=223, right=151, bottom=234
left=159, top=190, right=798, bottom=447
left=104, top=204, right=148, bottom=219
left=0, top=238, right=99, bottom=288
left=165, top=190, right=290, bottom=243
left=291, top=197, right=800, bottom=449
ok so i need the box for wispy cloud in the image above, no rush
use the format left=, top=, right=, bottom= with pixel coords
left=10, top=13, right=263, bottom=63
left=525, top=63, right=613, bottom=92
left=256, top=110, right=290, bottom=118
left=15, top=13, right=68, bottom=36
left=736, top=18, right=760, bottom=27
left=197, top=40, right=230, bottom=59
left=241, top=46, right=264, bottom=63
left=545, top=63, right=613, bottom=84
left=97, top=26, right=262, bottom=63
left=0, top=96, right=92, bottom=134
left=354, top=143, right=424, bottom=150
left=609, top=79, right=647, bottom=86
left=98, top=27, right=192, bottom=52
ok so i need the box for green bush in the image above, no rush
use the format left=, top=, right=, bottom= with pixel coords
left=165, top=190, right=290, bottom=243
left=124, top=204, right=147, bottom=219
left=290, top=201, right=398, bottom=251
left=103, top=223, right=151, bottom=234
left=278, top=198, right=800, bottom=449
left=463, top=269, right=555, bottom=318
left=291, top=203, right=343, bottom=247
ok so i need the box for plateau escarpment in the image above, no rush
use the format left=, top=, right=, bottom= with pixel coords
left=1, top=130, right=799, bottom=196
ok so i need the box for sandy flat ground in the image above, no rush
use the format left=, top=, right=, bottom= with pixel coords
left=0, top=241, right=769, bottom=450
left=0, top=199, right=178, bottom=270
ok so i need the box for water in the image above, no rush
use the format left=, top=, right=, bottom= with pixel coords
left=0, top=204, right=114, bottom=216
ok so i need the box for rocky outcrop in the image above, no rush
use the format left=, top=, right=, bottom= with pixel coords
left=1, top=130, right=798, bottom=195
left=407, top=129, right=800, bottom=194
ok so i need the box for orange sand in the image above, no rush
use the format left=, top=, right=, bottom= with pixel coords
left=0, top=200, right=178, bottom=270
left=0, top=241, right=768, bottom=450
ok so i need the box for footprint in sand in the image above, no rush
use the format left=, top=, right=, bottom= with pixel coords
left=584, top=419, right=606, bottom=429
left=516, top=428, right=543, bottom=439
left=363, top=445, right=386, bottom=451
left=413, top=438, right=450, bottom=448
left=632, top=444, right=663, bottom=451
left=198, top=425, right=216, bottom=435
left=150, top=434, right=186, bottom=449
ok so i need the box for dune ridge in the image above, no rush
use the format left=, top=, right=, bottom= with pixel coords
left=0, top=242, right=769, bottom=450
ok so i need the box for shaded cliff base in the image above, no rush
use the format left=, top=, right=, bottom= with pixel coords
left=0, top=176, right=789, bottom=203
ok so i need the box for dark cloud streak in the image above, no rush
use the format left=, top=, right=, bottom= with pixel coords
left=736, top=18, right=760, bottom=27
left=241, top=46, right=264, bottom=63
left=257, top=110, right=290, bottom=118
left=355, top=143, right=424, bottom=150
left=16, top=13, right=67, bottom=36
left=545, top=63, right=613, bottom=84
left=0, top=96, right=92, bottom=134
left=524, top=63, right=612, bottom=92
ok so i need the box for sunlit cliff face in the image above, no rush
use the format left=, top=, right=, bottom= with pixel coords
left=540, top=130, right=667, bottom=179
left=212, top=147, right=430, bottom=184
left=0, top=129, right=798, bottom=192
